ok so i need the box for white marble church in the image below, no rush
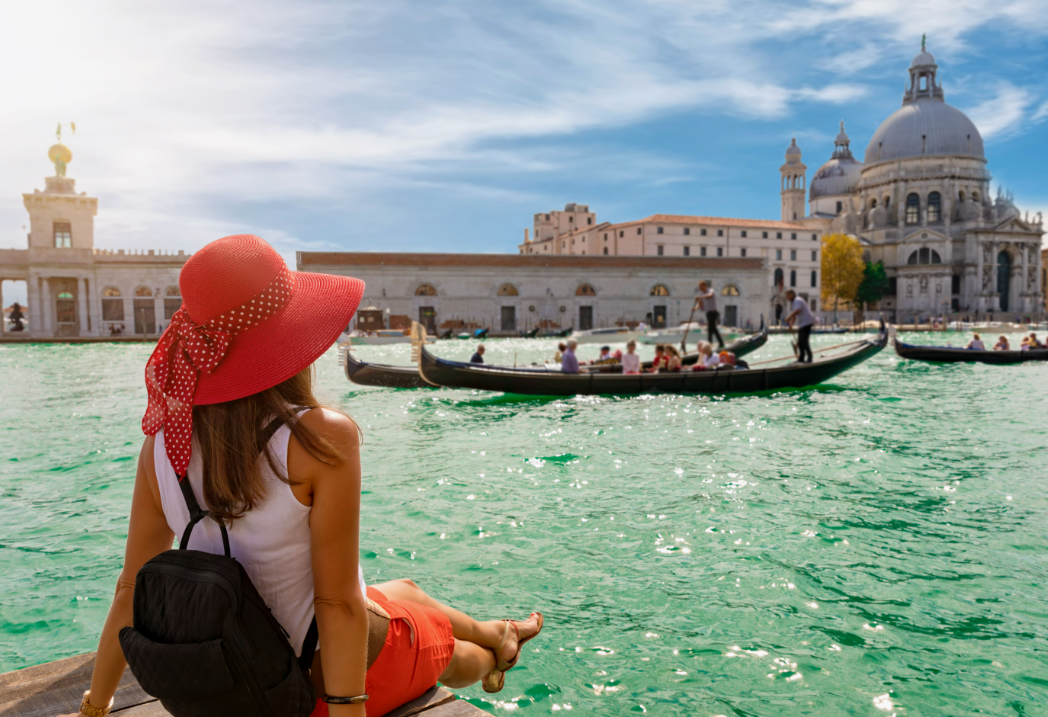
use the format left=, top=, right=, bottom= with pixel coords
left=793, top=44, right=1044, bottom=320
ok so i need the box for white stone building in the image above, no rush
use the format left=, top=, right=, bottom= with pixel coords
left=0, top=144, right=188, bottom=338
left=298, top=252, right=769, bottom=334
left=795, top=45, right=1044, bottom=320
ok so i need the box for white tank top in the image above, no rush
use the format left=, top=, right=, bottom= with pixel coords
left=154, top=412, right=367, bottom=657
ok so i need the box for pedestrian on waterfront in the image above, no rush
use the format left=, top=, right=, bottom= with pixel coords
left=622, top=340, right=641, bottom=374
left=994, top=335, right=1010, bottom=350
left=664, top=344, right=683, bottom=372
left=649, top=344, right=668, bottom=372
left=64, top=235, right=542, bottom=717
left=967, top=333, right=985, bottom=350
left=553, top=342, right=566, bottom=363
left=694, top=281, right=724, bottom=349
left=784, top=289, right=815, bottom=364
left=561, top=338, right=580, bottom=373
left=470, top=344, right=485, bottom=364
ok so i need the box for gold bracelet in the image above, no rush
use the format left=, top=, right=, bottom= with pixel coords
left=80, top=691, right=114, bottom=717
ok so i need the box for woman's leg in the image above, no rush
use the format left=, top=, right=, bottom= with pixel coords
left=438, top=639, right=497, bottom=688
left=371, top=579, right=540, bottom=662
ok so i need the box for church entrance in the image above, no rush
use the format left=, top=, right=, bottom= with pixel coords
left=996, top=251, right=1011, bottom=312
left=500, top=306, right=516, bottom=332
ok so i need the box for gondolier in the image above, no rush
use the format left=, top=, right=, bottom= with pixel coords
left=694, top=281, right=724, bottom=349
left=784, top=289, right=815, bottom=364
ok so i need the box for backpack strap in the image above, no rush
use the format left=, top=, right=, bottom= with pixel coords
left=177, top=413, right=292, bottom=556
left=298, top=616, right=319, bottom=673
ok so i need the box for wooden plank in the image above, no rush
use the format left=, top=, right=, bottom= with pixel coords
left=0, top=654, right=152, bottom=717
left=386, top=686, right=458, bottom=717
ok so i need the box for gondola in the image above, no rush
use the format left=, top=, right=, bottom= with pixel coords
left=520, top=327, right=541, bottom=338
left=891, top=327, right=1048, bottom=365
left=344, top=350, right=434, bottom=389
left=418, top=324, right=887, bottom=396
left=586, top=318, right=768, bottom=373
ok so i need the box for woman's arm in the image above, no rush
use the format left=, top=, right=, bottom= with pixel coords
left=291, top=409, right=369, bottom=717
left=76, top=437, right=175, bottom=714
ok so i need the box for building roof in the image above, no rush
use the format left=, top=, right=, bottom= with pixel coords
left=634, top=214, right=812, bottom=230
left=299, top=252, right=763, bottom=271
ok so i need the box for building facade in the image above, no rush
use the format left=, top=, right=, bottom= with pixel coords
left=795, top=45, right=1044, bottom=320
left=0, top=144, right=187, bottom=338
left=298, top=252, right=769, bottom=334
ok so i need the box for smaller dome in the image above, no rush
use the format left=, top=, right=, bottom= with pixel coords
left=784, top=138, right=802, bottom=164
left=810, top=156, right=863, bottom=199
left=911, top=50, right=935, bottom=68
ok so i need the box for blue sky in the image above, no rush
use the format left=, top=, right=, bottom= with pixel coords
left=2, top=0, right=1048, bottom=307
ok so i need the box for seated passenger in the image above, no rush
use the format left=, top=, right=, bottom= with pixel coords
left=966, top=333, right=985, bottom=350
left=592, top=345, right=617, bottom=365
left=622, top=340, right=641, bottom=374
left=1029, top=333, right=1044, bottom=349
left=1020, top=337, right=1030, bottom=351
left=664, top=345, right=683, bottom=372
left=553, top=342, right=566, bottom=363
left=692, top=341, right=721, bottom=370
left=561, top=339, right=580, bottom=374
left=470, top=344, right=486, bottom=364
left=649, top=344, right=668, bottom=373
left=994, top=335, right=1010, bottom=351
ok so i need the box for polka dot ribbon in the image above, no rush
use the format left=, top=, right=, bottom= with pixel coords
left=142, top=267, right=295, bottom=479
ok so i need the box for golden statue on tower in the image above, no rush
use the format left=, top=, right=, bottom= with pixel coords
left=48, top=122, right=75, bottom=177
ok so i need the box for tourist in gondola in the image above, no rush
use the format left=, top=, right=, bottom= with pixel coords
left=592, top=346, right=616, bottom=365
left=622, top=340, right=641, bottom=374
left=649, top=344, right=668, bottom=372
left=1029, top=333, right=1044, bottom=349
left=694, top=281, right=724, bottom=349
left=966, top=333, right=985, bottom=350
left=994, top=335, right=1010, bottom=351
left=691, top=341, right=721, bottom=370
left=470, top=344, right=485, bottom=364
left=63, top=235, right=544, bottom=717
left=1020, top=337, right=1031, bottom=351
left=664, top=345, right=683, bottom=372
left=553, top=342, right=566, bottom=363
left=784, top=289, right=815, bottom=364
left=561, top=338, right=580, bottom=373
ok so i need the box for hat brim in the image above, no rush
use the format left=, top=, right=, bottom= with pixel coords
left=192, top=270, right=364, bottom=405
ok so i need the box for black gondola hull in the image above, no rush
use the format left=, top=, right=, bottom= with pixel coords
left=345, top=351, right=434, bottom=388
left=893, top=338, right=1048, bottom=365
left=418, top=329, right=886, bottom=396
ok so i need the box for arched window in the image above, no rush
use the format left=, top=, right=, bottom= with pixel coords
left=958, top=190, right=966, bottom=202
left=789, top=270, right=797, bottom=287
left=102, top=286, right=125, bottom=322
left=905, top=193, right=920, bottom=224
left=135, top=287, right=153, bottom=297
left=415, top=284, right=437, bottom=296
left=927, top=192, right=941, bottom=222
left=164, top=286, right=182, bottom=319
left=907, top=248, right=943, bottom=266
left=971, top=191, right=979, bottom=202
left=773, top=268, right=784, bottom=289
left=497, top=284, right=518, bottom=296
left=576, top=284, right=596, bottom=296
left=720, top=285, right=740, bottom=296
left=650, top=284, right=670, bottom=296
left=103, top=287, right=121, bottom=298
left=869, top=198, right=877, bottom=209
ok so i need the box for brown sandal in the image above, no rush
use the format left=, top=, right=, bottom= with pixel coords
left=481, top=613, right=544, bottom=694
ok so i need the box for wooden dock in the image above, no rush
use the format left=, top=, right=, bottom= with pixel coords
left=0, top=653, right=485, bottom=717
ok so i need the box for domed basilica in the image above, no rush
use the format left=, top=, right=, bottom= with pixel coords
left=784, top=44, right=1044, bottom=319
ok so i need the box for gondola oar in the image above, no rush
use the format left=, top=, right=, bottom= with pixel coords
left=680, top=300, right=699, bottom=352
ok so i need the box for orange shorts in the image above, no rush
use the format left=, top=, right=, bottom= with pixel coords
left=310, top=586, right=456, bottom=717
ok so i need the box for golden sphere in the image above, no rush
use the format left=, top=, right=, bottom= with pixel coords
left=48, top=143, right=72, bottom=165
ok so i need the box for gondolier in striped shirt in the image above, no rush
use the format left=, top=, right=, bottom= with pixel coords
left=784, top=289, right=815, bottom=363
left=694, top=281, right=724, bottom=350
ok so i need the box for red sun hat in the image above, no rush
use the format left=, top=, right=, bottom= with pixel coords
left=142, top=234, right=364, bottom=478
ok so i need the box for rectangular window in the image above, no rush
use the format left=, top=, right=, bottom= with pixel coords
left=102, top=298, right=124, bottom=321
left=684, top=246, right=690, bottom=256
left=657, top=227, right=664, bottom=234
left=604, top=233, right=608, bottom=240
left=717, top=229, right=724, bottom=237
left=791, top=233, right=797, bottom=240
left=811, top=250, right=817, bottom=261
left=741, top=230, right=747, bottom=238
left=700, top=228, right=707, bottom=236
left=811, top=271, right=818, bottom=288
left=700, top=247, right=707, bottom=257
left=684, top=228, right=691, bottom=236
left=776, top=232, right=782, bottom=239
left=740, top=248, right=747, bottom=257
left=717, top=247, right=723, bottom=257
left=657, top=245, right=664, bottom=256
left=54, top=222, right=72, bottom=248
left=776, top=249, right=782, bottom=260
left=791, top=250, right=797, bottom=260
left=811, top=234, right=818, bottom=241
left=762, top=231, right=768, bottom=239
left=637, top=227, right=642, bottom=235
left=587, top=217, right=592, bottom=225
left=619, top=231, right=624, bottom=237
left=836, top=201, right=843, bottom=214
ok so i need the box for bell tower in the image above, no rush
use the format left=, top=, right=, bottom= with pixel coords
left=22, top=129, right=97, bottom=251
left=780, top=138, right=806, bottom=222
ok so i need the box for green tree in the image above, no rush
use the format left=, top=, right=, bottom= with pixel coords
left=854, top=261, right=890, bottom=325
left=820, top=233, right=864, bottom=323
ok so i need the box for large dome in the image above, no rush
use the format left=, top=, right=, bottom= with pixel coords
left=864, top=101, right=984, bottom=164
left=863, top=48, right=985, bottom=165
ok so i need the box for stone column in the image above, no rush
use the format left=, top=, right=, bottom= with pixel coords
left=40, top=277, right=52, bottom=335
left=27, top=277, right=40, bottom=337
left=86, top=276, right=99, bottom=336
left=78, top=277, right=90, bottom=336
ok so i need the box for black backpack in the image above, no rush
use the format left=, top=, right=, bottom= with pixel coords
left=119, top=417, right=319, bottom=717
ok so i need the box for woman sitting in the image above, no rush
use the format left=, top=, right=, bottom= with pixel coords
left=1020, top=337, right=1031, bottom=351
left=966, top=333, right=985, bottom=350
left=994, top=335, right=1010, bottom=351
left=664, top=345, right=683, bottom=372
left=649, top=344, right=668, bottom=372
left=65, top=235, right=542, bottom=717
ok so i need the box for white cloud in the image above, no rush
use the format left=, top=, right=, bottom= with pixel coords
left=963, top=84, right=1033, bottom=138
left=1032, top=98, right=1048, bottom=122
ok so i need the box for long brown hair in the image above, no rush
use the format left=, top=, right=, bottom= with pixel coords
left=192, top=366, right=342, bottom=525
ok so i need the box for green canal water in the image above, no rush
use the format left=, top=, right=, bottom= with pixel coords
left=1, top=334, right=1047, bottom=716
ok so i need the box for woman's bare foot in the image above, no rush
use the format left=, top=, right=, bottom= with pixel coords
left=488, top=612, right=543, bottom=664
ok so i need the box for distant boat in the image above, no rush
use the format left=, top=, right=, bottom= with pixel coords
left=340, top=329, right=435, bottom=346
left=569, top=326, right=642, bottom=344
left=891, top=326, right=1048, bottom=365
left=637, top=322, right=740, bottom=345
